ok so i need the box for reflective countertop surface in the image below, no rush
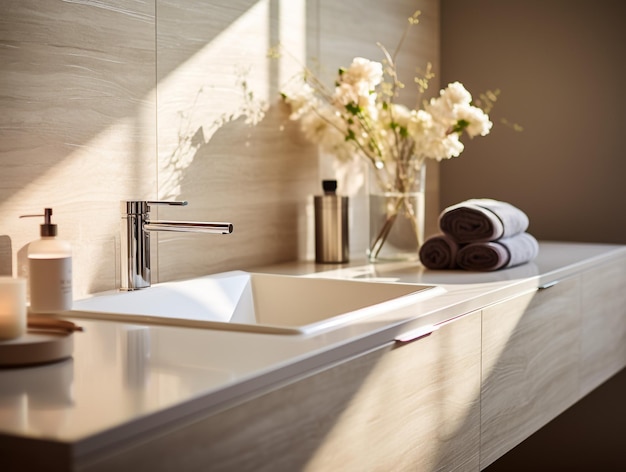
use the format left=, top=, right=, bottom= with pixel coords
left=0, top=242, right=623, bottom=457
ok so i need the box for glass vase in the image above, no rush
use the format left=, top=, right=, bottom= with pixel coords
left=367, top=161, right=426, bottom=262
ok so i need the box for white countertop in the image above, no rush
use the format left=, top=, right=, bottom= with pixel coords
left=0, top=241, right=623, bottom=460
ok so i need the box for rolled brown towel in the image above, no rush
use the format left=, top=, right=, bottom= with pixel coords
left=419, top=233, right=461, bottom=270
left=456, top=232, right=539, bottom=271
left=439, top=198, right=529, bottom=243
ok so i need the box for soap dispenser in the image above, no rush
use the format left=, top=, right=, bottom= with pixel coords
left=314, top=180, right=349, bottom=263
left=21, top=208, right=73, bottom=313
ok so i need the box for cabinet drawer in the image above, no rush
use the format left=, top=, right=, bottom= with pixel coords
left=82, top=312, right=481, bottom=472
left=480, top=276, right=581, bottom=469
left=580, top=257, right=626, bottom=396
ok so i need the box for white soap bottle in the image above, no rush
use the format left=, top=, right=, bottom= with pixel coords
left=22, top=208, right=73, bottom=313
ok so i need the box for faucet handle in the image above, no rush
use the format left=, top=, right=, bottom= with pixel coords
left=122, top=200, right=188, bottom=215
left=147, top=200, right=188, bottom=208
left=146, top=200, right=188, bottom=214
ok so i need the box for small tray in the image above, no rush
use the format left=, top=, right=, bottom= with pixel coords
left=0, top=331, right=73, bottom=367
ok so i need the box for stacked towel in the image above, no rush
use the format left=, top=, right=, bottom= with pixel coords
left=438, top=198, right=529, bottom=242
left=456, top=232, right=539, bottom=271
left=420, top=199, right=539, bottom=271
left=417, top=234, right=460, bottom=270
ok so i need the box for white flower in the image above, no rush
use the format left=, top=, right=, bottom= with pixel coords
left=281, top=49, right=496, bottom=173
left=333, top=82, right=377, bottom=110
left=407, top=109, right=434, bottom=139
left=389, top=103, right=412, bottom=128
left=424, top=132, right=465, bottom=161
left=425, top=81, right=474, bottom=127
left=297, top=106, right=356, bottom=161
left=340, top=57, right=384, bottom=89
left=283, top=82, right=317, bottom=120
left=299, top=107, right=335, bottom=141
left=441, top=81, right=472, bottom=106
left=455, top=104, right=493, bottom=137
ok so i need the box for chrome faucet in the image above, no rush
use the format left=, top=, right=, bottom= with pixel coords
left=120, top=200, right=233, bottom=290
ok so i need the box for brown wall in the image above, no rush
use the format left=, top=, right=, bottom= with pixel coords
left=440, top=0, right=626, bottom=244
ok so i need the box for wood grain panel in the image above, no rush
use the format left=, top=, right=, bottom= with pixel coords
left=480, top=277, right=581, bottom=469
left=0, top=0, right=156, bottom=296
left=79, top=311, right=481, bottom=472
left=580, top=256, right=626, bottom=396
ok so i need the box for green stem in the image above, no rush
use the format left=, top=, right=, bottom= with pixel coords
left=402, top=195, right=422, bottom=247
left=369, top=159, right=424, bottom=261
left=368, top=196, right=403, bottom=261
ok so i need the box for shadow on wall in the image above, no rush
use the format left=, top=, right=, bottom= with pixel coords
left=153, top=94, right=318, bottom=281
left=146, top=0, right=319, bottom=282
left=0, top=0, right=317, bottom=296
left=158, top=74, right=270, bottom=204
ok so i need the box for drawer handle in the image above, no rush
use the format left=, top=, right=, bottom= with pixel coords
left=395, top=325, right=438, bottom=343
left=538, top=280, right=559, bottom=290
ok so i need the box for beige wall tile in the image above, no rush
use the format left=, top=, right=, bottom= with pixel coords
left=154, top=0, right=318, bottom=280
left=0, top=0, right=441, bottom=297
left=0, top=0, right=156, bottom=295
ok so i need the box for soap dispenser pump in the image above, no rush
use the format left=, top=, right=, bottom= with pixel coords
left=20, top=208, right=73, bottom=313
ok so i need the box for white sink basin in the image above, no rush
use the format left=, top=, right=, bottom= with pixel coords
left=71, top=271, right=443, bottom=334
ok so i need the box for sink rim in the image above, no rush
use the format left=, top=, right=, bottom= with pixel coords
left=70, top=271, right=445, bottom=335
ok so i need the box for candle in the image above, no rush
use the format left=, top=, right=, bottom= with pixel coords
left=0, top=276, right=27, bottom=340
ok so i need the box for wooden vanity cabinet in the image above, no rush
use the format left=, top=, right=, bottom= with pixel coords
left=480, top=251, right=626, bottom=469
left=83, top=311, right=482, bottom=472
left=480, top=275, right=582, bottom=469
left=579, top=258, right=626, bottom=397
left=78, top=248, right=626, bottom=472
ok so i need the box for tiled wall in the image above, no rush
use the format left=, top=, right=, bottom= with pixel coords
left=0, top=0, right=439, bottom=298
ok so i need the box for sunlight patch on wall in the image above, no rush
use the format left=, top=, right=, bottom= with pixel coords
left=278, top=0, right=307, bottom=85
left=156, top=0, right=308, bottom=201
left=3, top=98, right=156, bottom=292
left=156, top=1, right=270, bottom=201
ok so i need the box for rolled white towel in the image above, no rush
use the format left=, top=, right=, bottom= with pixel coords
left=456, top=232, right=539, bottom=271
left=419, top=233, right=461, bottom=270
left=439, top=198, right=529, bottom=243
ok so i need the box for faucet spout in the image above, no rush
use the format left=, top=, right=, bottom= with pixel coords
left=120, top=200, right=233, bottom=291
left=144, top=221, right=233, bottom=234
